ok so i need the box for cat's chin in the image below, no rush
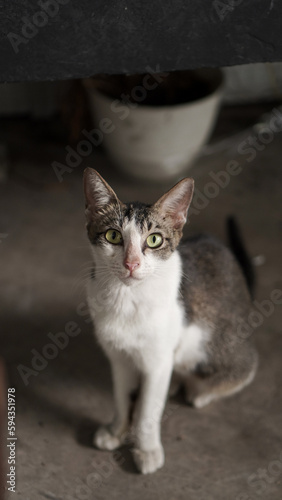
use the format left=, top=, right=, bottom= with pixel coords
left=119, top=274, right=143, bottom=286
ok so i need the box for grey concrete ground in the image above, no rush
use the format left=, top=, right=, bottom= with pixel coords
left=0, top=104, right=282, bottom=500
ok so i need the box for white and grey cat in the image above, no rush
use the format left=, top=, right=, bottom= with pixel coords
left=83, top=168, right=258, bottom=474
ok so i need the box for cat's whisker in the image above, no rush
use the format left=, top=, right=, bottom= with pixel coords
left=93, top=270, right=113, bottom=278
left=78, top=259, right=95, bottom=265
left=71, top=276, right=92, bottom=292
left=71, top=284, right=88, bottom=298
left=76, top=263, right=96, bottom=272
left=94, top=265, right=111, bottom=272
left=75, top=267, right=94, bottom=275
left=72, top=277, right=92, bottom=288
left=181, top=272, right=192, bottom=283
left=72, top=270, right=94, bottom=283
left=76, top=263, right=110, bottom=277
left=71, top=267, right=97, bottom=283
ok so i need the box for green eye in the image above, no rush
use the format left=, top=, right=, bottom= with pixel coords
left=146, top=233, right=163, bottom=248
left=105, top=229, right=122, bottom=245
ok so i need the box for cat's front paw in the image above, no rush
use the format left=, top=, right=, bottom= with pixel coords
left=93, top=426, right=122, bottom=451
left=132, top=446, right=164, bottom=474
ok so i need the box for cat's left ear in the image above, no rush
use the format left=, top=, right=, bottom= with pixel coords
left=155, top=178, right=194, bottom=229
left=83, top=168, right=122, bottom=221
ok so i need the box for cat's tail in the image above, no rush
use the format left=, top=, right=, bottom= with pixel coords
left=227, top=216, right=255, bottom=298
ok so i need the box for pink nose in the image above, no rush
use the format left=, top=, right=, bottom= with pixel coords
left=124, top=261, right=140, bottom=273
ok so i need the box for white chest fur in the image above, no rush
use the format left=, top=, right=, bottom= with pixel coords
left=87, top=251, right=185, bottom=371
left=174, top=323, right=210, bottom=374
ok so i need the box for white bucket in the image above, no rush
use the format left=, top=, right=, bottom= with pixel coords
left=84, top=70, right=223, bottom=182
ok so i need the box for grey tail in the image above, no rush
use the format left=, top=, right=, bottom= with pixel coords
left=227, top=216, right=255, bottom=298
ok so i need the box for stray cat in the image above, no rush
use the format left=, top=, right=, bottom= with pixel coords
left=84, top=168, right=258, bottom=474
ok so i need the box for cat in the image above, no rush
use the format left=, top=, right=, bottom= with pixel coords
left=83, top=168, right=258, bottom=474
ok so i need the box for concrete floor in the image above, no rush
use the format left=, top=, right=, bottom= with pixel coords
left=0, top=104, right=282, bottom=500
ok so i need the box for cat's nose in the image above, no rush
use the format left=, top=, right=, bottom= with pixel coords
left=124, top=260, right=140, bottom=273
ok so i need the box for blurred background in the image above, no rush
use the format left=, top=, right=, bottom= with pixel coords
left=1, top=2, right=282, bottom=499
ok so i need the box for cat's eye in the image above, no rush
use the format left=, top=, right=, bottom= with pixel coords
left=105, top=229, right=122, bottom=245
left=146, top=233, right=163, bottom=249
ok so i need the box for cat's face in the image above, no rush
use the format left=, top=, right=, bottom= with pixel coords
left=83, top=169, right=194, bottom=285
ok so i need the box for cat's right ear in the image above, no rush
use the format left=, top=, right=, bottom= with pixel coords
left=83, top=168, right=120, bottom=221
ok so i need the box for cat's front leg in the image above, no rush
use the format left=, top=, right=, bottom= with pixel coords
left=94, top=354, right=138, bottom=450
left=133, top=356, right=173, bottom=474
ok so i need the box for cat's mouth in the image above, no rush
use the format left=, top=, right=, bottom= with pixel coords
left=119, top=272, right=143, bottom=285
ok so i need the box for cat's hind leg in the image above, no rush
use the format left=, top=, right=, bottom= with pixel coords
left=184, top=348, right=258, bottom=409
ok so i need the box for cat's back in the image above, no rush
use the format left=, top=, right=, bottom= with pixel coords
left=179, top=234, right=251, bottom=324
